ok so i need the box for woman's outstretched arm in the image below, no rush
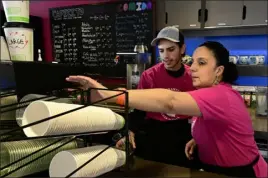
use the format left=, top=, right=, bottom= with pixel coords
left=66, top=75, right=201, bottom=117
left=126, top=89, right=201, bottom=117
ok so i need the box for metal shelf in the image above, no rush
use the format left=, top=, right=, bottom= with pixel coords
left=237, top=65, right=268, bottom=77
left=0, top=88, right=131, bottom=178
left=255, top=131, right=268, bottom=140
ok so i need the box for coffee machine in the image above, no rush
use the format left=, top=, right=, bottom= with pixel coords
left=116, top=47, right=151, bottom=89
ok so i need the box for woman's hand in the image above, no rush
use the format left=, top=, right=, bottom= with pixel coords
left=116, top=131, right=136, bottom=149
left=185, top=138, right=196, bottom=160
left=66, top=75, right=104, bottom=90
left=66, top=75, right=120, bottom=103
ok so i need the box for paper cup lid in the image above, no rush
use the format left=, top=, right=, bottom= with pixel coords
left=2, top=22, right=34, bottom=29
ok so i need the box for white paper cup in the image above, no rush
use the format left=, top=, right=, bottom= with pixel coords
left=238, top=56, right=248, bottom=65
left=0, top=36, right=11, bottom=61
left=22, top=101, right=125, bottom=137
left=49, top=145, right=126, bottom=177
left=256, top=55, right=265, bottom=65
left=248, top=56, right=259, bottom=65
left=0, top=137, right=77, bottom=177
left=229, top=55, right=238, bottom=64
left=0, top=94, right=18, bottom=121
left=2, top=0, right=29, bottom=23
left=3, top=22, right=34, bottom=61
left=16, top=94, right=74, bottom=126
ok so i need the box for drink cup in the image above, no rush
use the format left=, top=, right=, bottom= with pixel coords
left=2, top=0, right=30, bottom=23
left=3, top=22, right=34, bottom=61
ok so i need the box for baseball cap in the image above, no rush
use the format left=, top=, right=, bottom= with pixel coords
left=151, top=25, right=184, bottom=46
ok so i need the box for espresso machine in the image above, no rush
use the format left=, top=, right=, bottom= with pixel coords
left=116, top=44, right=151, bottom=89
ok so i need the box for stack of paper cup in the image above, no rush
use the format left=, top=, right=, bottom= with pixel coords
left=0, top=36, right=11, bottom=61
left=16, top=94, right=74, bottom=126
left=0, top=137, right=78, bottom=177
left=49, top=145, right=126, bottom=177
left=2, top=22, right=34, bottom=61
left=22, top=101, right=125, bottom=137
left=2, top=1, right=30, bottom=23
left=1, top=0, right=34, bottom=61
left=0, top=93, right=18, bottom=121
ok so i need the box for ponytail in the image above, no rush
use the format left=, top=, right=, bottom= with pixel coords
left=222, top=62, right=238, bottom=84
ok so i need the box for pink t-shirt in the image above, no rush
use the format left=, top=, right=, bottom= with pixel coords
left=188, top=83, right=267, bottom=177
left=138, top=63, right=195, bottom=121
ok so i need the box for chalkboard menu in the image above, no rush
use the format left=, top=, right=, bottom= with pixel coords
left=49, top=1, right=153, bottom=77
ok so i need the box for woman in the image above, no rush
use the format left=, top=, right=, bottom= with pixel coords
left=66, top=41, right=267, bottom=177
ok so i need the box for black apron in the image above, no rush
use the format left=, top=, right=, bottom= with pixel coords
left=133, top=118, right=200, bottom=169
left=193, top=147, right=259, bottom=177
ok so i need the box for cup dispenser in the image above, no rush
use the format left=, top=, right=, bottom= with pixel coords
left=116, top=52, right=151, bottom=89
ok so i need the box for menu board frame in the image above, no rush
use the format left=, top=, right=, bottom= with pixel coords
left=49, top=0, right=155, bottom=77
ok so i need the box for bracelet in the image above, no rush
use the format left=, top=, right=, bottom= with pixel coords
left=116, top=95, right=125, bottom=106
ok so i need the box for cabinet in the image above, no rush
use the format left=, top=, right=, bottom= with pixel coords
left=242, top=1, right=268, bottom=26
left=161, top=0, right=267, bottom=30
left=165, top=0, right=201, bottom=29
left=204, top=1, right=244, bottom=27
left=156, top=0, right=166, bottom=30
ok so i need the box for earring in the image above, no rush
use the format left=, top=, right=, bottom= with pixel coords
left=214, top=76, right=219, bottom=85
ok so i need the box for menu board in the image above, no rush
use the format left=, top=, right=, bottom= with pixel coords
left=50, top=1, right=153, bottom=77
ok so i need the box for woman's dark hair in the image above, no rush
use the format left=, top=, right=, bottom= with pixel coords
left=199, top=41, right=238, bottom=84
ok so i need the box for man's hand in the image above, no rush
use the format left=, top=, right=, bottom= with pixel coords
left=116, top=131, right=136, bottom=149
left=185, top=138, right=196, bottom=160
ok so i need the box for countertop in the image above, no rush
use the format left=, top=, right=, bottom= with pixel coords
left=102, top=157, right=226, bottom=177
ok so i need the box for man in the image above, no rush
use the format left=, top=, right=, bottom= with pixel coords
left=116, top=25, right=197, bottom=168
